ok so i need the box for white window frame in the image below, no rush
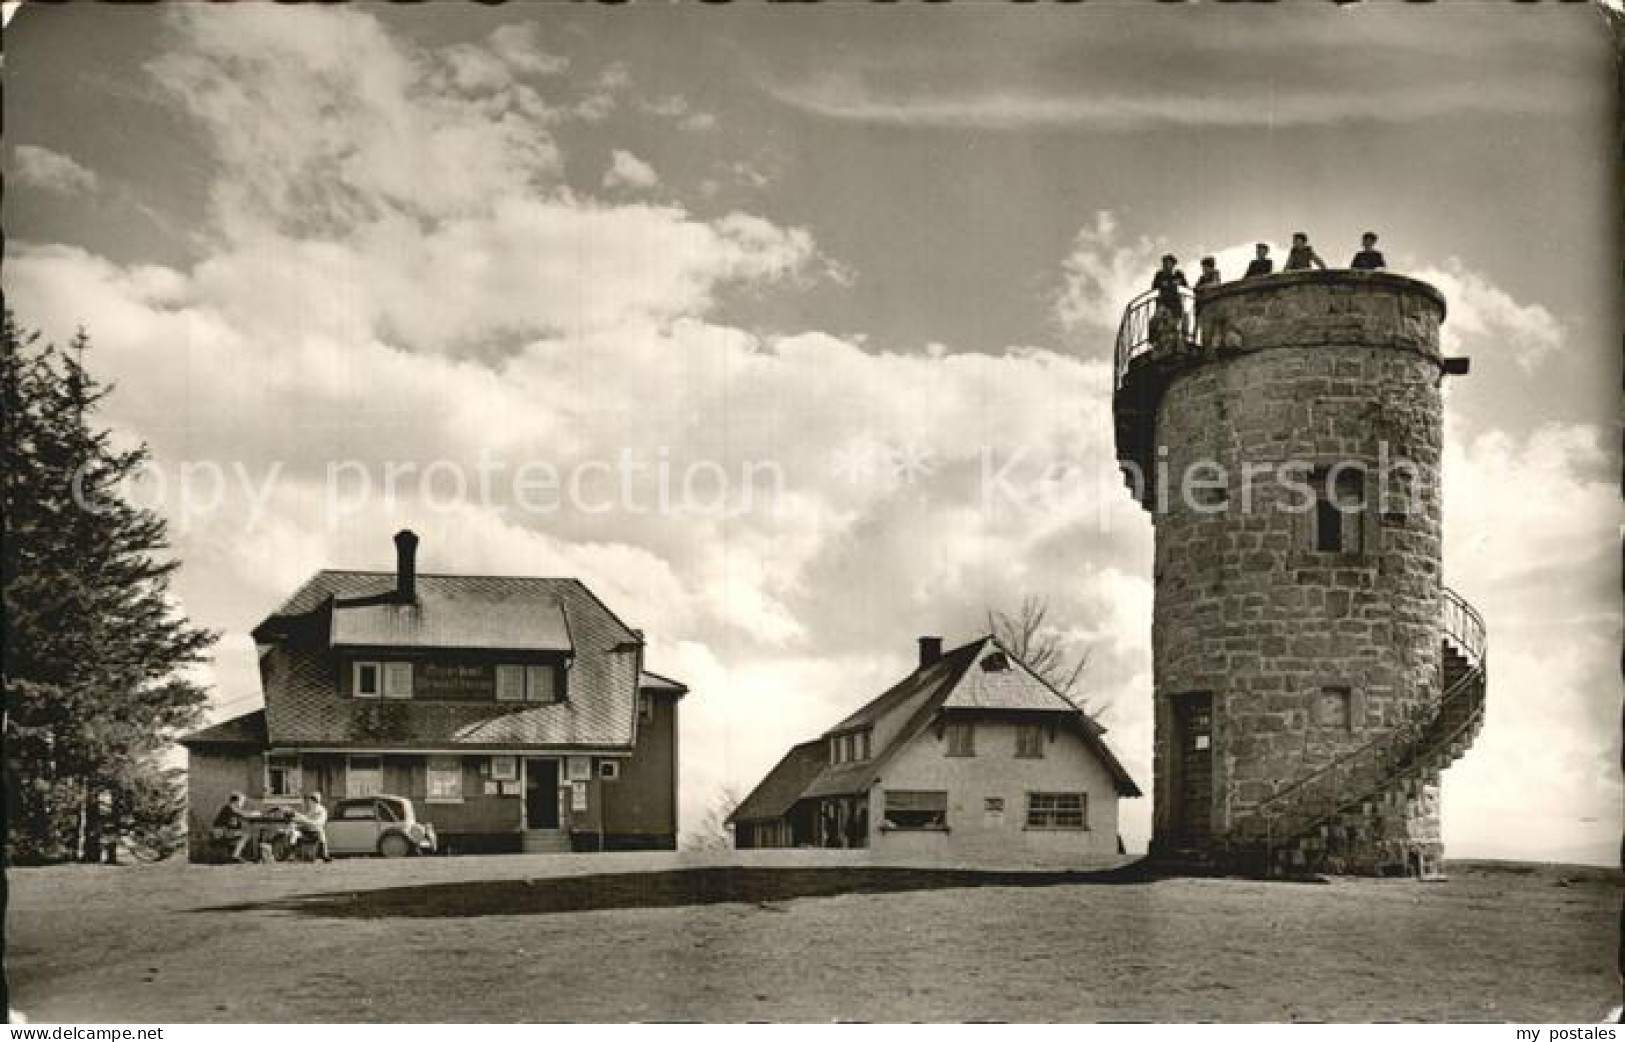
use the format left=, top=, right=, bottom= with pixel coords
left=880, top=790, right=949, bottom=831
left=1015, top=722, right=1046, bottom=760
left=496, top=665, right=525, bottom=702
left=353, top=661, right=382, bottom=699
left=489, top=755, right=518, bottom=782
left=426, top=756, right=463, bottom=803
left=347, top=755, right=383, bottom=798
left=1025, top=791, right=1088, bottom=831
left=598, top=760, right=620, bottom=781
left=382, top=662, right=414, bottom=700
left=264, top=754, right=302, bottom=799
left=945, top=719, right=976, bottom=757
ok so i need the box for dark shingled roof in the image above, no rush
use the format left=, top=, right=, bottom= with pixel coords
left=332, top=589, right=572, bottom=653
left=728, top=740, right=829, bottom=825
left=180, top=709, right=268, bottom=747
left=251, top=571, right=670, bottom=750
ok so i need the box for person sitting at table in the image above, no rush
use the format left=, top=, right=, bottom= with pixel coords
left=212, top=792, right=252, bottom=863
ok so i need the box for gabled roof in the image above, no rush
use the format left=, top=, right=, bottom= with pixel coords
left=728, top=740, right=829, bottom=825
left=639, top=670, right=689, bottom=695
left=180, top=709, right=268, bottom=747
left=752, top=635, right=1140, bottom=806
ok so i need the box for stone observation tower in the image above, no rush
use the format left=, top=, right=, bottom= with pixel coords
left=1111, top=269, right=1487, bottom=877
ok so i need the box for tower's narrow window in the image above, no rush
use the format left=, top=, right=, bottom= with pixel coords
left=1312, top=468, right=1366, bottom=554
left=1317, top=686, right=1353, bottom=729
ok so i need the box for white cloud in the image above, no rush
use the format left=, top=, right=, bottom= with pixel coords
left=603, top=149, right=660, bottom=192
left=1055, top=211, right=1168, bottom=338
left=487, top=23, right=568, bottom=78
left=1415, top=259, right=1563, bottom=372
left=12, top=144, right=99, bottom=195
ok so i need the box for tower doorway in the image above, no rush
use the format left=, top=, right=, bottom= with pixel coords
left=1170, top=693, right=1213, bottom=850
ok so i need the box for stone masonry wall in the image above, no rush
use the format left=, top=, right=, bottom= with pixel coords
left=1147, top=273, right=1446, bottom=869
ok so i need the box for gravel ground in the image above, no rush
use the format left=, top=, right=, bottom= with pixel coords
left=6, top=851, right=1618, bottom=1022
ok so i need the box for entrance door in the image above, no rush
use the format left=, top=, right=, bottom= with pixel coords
left=524, top=758, right=560, bottom=829
left=1171, top=693, right=1213, bottom=848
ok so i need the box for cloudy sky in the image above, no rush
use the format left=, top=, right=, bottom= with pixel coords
left=5, top=2, right=1619, bottom=862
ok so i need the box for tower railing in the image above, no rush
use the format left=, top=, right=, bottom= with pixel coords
left=1114, top=287, right=1198, bottom=390
left=1441, top=585, right=1486, bottom=665
left=1225, top=586, right=1487, bottom=867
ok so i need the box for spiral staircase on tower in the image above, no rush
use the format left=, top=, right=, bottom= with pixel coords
left=1219, top=587, right=1488, bottom=878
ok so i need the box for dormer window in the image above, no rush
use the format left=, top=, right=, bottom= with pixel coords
left=981, top=651, right=1010, bottom=672
left=829, top=728, right=872, bottom=764
left=354, top=662, right=381, bottom=698
left=497, top=664, right=562, bottom=704
left=383, top=662, right=413, bottom=700
left=353, top=661, right=411, bottom=699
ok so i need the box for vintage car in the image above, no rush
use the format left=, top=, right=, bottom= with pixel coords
left=323, top=795, right=438, bottom=857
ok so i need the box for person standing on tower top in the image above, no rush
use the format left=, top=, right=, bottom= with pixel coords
left=1244, top=243, right=1273, bottom=278
left=1350, top=231, right=1387, bottom=270
left=1150, top=254, right=1189, bottom=349
left=1195, top=256, right=1222, bottom=290
left=1152, top=254, right=1188, bottom=313
left=1284, top=231, right=1328, bottom=271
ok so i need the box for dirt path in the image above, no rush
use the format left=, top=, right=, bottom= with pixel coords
left=7, top=854, right=1617, bottom=1022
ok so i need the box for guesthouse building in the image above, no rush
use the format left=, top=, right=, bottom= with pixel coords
left=180, top=531, right=687, bottom=858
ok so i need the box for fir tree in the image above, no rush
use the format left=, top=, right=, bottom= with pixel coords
left=3, top=312, right=217, bottom=862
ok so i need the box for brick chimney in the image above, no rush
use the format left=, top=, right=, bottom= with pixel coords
left=393, top=529, right=419, bottom=602
left=917, top=636, right=943, bottom=669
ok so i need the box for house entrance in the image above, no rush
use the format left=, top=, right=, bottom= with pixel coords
left=1170, top=693, right=1213, bottom=849
left=524, top=758, right=560, bottom=829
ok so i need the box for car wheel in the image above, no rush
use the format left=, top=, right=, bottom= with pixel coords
left=378, top=832, right=413, bottom=858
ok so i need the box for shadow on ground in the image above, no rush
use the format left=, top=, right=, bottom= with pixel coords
left=197, top=860, right=1158, bottom=919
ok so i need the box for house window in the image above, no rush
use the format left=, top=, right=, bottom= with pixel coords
left=354, top=662, right=382, bottom=699
left=383, top=662, right=413, bottom=700
left=1313, top=467, right=1366, bottom=554
left=984, top=797, right=1005, bottom=818
left=525, top=665, right=558, bottom=703
left=1016, top=723, right=1045, bottom=759
left=1027, top=792, right=1087, bottom=830
left=829, top=736, right=842, bottom=765
left=335, top=800, right=377, bottom=822
left=347, top=755, right=383, bottom=798
left=488, top=755, right=518, bottom=782
left=496, top=665, right=525, bottom=702
left=598, top=760, right=620, bottom=781
left=265, top=754, right=302, bottom=798
left=945, top=720, right=976, bottom=757
left=426, top=756, right=462, bottom=802
left=1318, top=686, right=1353, bottom=729
left=857, top=729, right=871, bottom=761
left=882, top=790, right=947, bottom=830
left=639, top=693, right=654, bottom=722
